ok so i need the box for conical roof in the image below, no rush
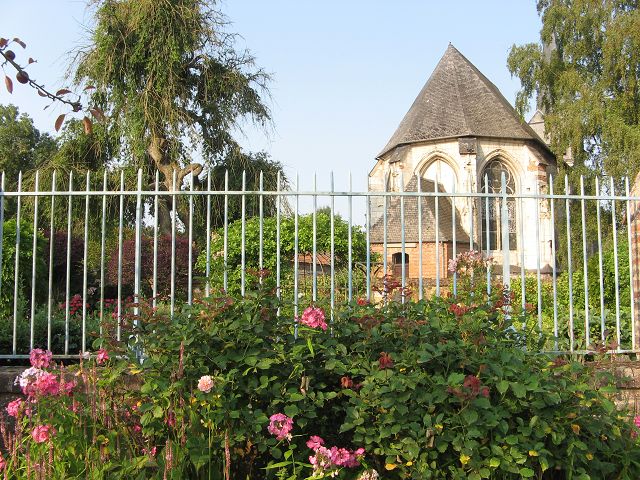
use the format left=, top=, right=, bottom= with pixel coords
left=378, top=44, right=549, bottom=158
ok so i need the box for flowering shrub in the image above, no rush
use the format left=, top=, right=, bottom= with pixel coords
left=1, top=259, right=640, bottom=478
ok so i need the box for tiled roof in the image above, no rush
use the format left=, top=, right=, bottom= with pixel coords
left=378, top=44, right=550, bottom=158
left=370, top=177, right=470, bottom=244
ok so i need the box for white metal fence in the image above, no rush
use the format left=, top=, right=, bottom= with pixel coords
left=0, top=168, right=638, bottom=358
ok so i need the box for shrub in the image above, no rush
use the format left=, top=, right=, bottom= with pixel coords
left=43, top=230, right=85, bottom=290
left=3, top=261, right=640, bottom=479
left=106, top=234, right=197, bottom=299
left=0, top=219, right=47, bottom=316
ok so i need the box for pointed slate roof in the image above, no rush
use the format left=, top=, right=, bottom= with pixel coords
left=377, top=44, right=550, bottom=159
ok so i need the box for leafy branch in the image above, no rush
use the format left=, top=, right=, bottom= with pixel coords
left=0, top=36, right=103, bottom=133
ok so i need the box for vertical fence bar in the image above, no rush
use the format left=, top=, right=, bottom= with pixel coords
left=30, top=171, right=40, bottom=351
left=187, top=170, right=194, bottom=305
left=535, top=180, right=542, bottom=331
left=241, top=171, right=246, bottom=297
left=596, top=177, right=605, bottom=340
left=452, top=180, right=457, bottom=296
left=435, top=171, right=440, bottom=296
left=383, top=170, right=388, bottom=277
left=400, top=172, right=406, bottom=300
left=313, top=173, right=317, bottom=302
left=550, top=176, right=558, bottom=350
left=170, top=169, right=177, bottom=317
left=259, top=171, right=264, bottom=277
left=611, top=177, right=621, bottom=350
left=117, top=171, right=124, bottom=341
left=565, top=176, right=574, bottom=352
left=153, top=171, right=159, bottom=308
left=484, top=174, right=491, bottom=294
left=330, top=172, right=335, bottom=319
left=579, top=176, right=589, bottom=348
left=518, top=182, right=526, bottom=311
left=366, top=175, right=371, bottom=301
left=500, top=172, right=510, bottom=290
left=626, top=177, right=636, bottom=351
left=82, top=172, right=90, bottom=354
left=294, top=174, right=299, bottom=337
left=276, top=171, right=281, bottom=300
left=134, top=169, right=143, bottom=318
left=417, top=174, right=423, bottom=300
left=12, top=172, right=22, bottom=355
left=99, top=171, right=107, bottom=335
left=348, top=172, right=353, bottom=302
left=46, top=172, right=55, bottom=350
left=223, top=170, right=229, bottom=292
left=205, top=173, right=211, bottom=298
left=64, top=171, right=72, bottom=355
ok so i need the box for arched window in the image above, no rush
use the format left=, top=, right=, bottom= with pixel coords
left=422, top=158, right=456, bottom=192
left=392, top=252, right=409, bottom=278
left=481, top=159, right=517, bottom=251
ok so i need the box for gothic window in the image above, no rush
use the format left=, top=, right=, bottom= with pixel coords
left=423, top=158, right=456, bottom=192
left=480, top=159, right=517, bottom=251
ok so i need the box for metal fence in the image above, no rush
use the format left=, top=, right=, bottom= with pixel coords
left=0, top=168, right=638, bottom=358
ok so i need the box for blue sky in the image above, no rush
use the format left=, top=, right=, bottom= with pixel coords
left=0, top=1, right=543, bottom=219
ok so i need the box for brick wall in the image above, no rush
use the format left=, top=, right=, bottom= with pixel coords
left=371, top=242, right=469, bottom=279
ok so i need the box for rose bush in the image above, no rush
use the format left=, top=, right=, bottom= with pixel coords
left=1, top=255, right=640, bottom=478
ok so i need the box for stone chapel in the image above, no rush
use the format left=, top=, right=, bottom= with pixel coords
left=368, top=44, right=556, bottom=281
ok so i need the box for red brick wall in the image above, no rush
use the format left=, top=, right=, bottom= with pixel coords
left=371, top=242, right=470, bottom=280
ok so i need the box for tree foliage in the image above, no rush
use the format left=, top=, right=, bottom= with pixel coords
left=74, top=0, right=271, bottom=185
left=0, top=104, right=57, bottom=189
left=507, top=0, right=640, bottom=180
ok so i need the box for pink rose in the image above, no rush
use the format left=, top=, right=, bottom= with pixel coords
left=96, top=349, right=109, bottom=365
left=267, top=413, right=294, bottom=441
left=29, top=349, right=53, bottom=369
left=6, top=398, right=24, bottom=418
left=299, top=306, right=327, bottom=331
left=197, top=375, right=214, bottom=393
left=306, top=435, right=325, bottom=451
left=31, top=424, right=56, bottom=443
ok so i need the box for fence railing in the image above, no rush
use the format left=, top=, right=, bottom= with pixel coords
left=0, top=168, right=638, bottom=358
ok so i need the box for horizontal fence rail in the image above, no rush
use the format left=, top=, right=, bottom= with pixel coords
left=0, top=168, right=638, bottom=358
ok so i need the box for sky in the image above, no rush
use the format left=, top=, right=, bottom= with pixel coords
left=0, top=1, right=543, bottom=221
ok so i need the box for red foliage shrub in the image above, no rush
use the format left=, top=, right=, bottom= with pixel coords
left=43, top=230, right=85, bottom=286
left=106, top=235, right=197, bottom=299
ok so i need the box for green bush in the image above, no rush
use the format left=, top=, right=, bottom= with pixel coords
left=4, top=266, right=640, bottom=478
left=0, top=219, right=47, bottom=317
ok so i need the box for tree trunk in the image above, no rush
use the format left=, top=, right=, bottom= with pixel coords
left=147, top=135, right=203, bottom=234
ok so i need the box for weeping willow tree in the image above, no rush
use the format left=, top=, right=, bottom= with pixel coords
left=73, top=0, right=285, bottom=232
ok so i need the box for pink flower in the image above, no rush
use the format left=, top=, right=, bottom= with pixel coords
left=306, top=435, right=325, bottom=451
left=299, top=306, right=327, bottom=331
left=197, top=375, right=214, bottom=393
left=6, top=398, right=24, bottom=418
left=0, top=453, right=5, bottom=471
left=143, top=446, right=157, bottom=457
left=267, top=413, right=294, bottom=441
left=634, top=416, right=640, bottom=428
left=30, top=349, right=53, bottom=368
left=133, top=424, right=142, bottom=433
left=96, top=349, right=109, bottom=365
left=31, top=424, right=56, bottom=443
